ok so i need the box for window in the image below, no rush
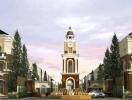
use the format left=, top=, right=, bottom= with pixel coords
left=68, top=60, right=73, bottom=73
left=128, top=62, right=131, bottom=69
left=73, top=50, right=76, bottom=53
left=64, top=51, right=68, bottom=53
left=69, top=36, right=72, bottom=39
left=69, top=48, right=72, bottom=53
left=0, top=80, right=3, bottom=93
left=0, top=62, right=4, bottom=71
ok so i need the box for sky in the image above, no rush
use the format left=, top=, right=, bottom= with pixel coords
left=0, top=0, right=132, bottom=82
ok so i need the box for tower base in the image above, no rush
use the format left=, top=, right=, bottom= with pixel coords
left=62, top=74, right=79, bottom=90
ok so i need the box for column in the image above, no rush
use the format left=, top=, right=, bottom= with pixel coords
left=77, top=59, right=78, bottom=73
left=75, top=58, right=77, bottom=73
left=63, top=58, right=66, bottom=73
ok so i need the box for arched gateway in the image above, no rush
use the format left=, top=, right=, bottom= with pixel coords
left=61, top=27, right=79, bottom=91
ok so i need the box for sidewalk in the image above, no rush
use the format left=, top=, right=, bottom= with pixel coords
left=0, top=93, right=8, bottom=99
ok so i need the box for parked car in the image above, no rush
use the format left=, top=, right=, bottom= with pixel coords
left=88, top=91, right=106, bottom=98
left=98, top=92, right=106, bottom=98
left=88, top=91, right=99, bottom=98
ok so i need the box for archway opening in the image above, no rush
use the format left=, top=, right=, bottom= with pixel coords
left=66, top=79, right=74, bottom=91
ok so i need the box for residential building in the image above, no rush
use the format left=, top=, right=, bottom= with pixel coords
left=119, top=32, right=132, bottom=93
left=0, top=30, right=13, bottom=95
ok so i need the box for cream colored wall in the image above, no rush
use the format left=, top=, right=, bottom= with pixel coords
left=64, top=41, right=76, bottom=53
left=0, top=36, right=5, bottom=52
left=127, top=37, right=132, bottom=54
left=119, top=36, right=132, bottom=57
left=0, top=35, right=13, bottom=54
left=35, top=81, right=50, bottom=89
left=4, top=36, right=13, bottom=54
left=63, top=37, right=79, bottom=74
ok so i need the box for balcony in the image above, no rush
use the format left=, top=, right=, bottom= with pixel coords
left=125, top=69, right=132, bottom=72
left=0, top=53, right=6, bottom=60
left=3, top=68, right=11, bottom=72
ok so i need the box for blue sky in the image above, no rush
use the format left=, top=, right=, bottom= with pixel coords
left=0, top=0, right=132, bottom=82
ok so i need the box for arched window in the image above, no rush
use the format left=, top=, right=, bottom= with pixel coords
left=128, top=62, right=131, bottom=69
left=68, top=60, right=73, bottom=73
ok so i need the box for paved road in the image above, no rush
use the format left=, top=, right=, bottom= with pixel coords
left=1, top=97, right=131, bottom=100
left=92, top=98, right=132, bottom=100
left=19, top=97, right=130, bottom=100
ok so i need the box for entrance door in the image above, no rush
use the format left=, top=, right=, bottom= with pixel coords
left=0, top=80, right=3, bottom=94
left=66, top=79, right=73, bottom=91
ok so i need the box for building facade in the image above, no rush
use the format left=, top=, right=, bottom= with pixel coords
left=61, top=27, right=79, bottom=91
left=0, top=30, right=13, bottom=95
left=119, top=32, right=132, bottom=93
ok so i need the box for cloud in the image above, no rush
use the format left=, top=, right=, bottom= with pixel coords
left=56, top=16, right=99, bottom=33
left=26, top=43, right=62, bottom=82
left=79, top=57, right=102, bottom=79
left=92, top=32, right=114, bottom=40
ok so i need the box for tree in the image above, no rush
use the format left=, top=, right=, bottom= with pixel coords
left=91, top=70, right=94, bottom=81
left=97, top=64, right=104, bottom=82
left=22, top=44, right=29, bottom=77
left=83, top=76, right=87, bottom=91
left=40, top=69, right=42, bottom=81
left=10, top=30, right=23, bottom=91
left=8, top=72, right=16, bottom=92
left=110, top=34, right=121, bottom=83
left=12, top=30, right=23, bottom=76
left=44, top=71, right=48, bottom=81
left=32, top=63, right=39, bottom=80
left=103, top=48, right=112, bottom=79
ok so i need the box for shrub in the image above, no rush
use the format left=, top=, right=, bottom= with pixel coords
left=124, top=90, right=131, bottom=98
left=112, top=85, right=123, bottom=98
left=8, top=92, right=17, bottom=99
left=18, top=86, right=28, bottom=98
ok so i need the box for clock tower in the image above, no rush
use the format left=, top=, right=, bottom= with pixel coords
left=61, top=27, right=79, bottom=91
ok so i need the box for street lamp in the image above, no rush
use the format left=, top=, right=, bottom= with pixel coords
left=50, top=78, right=54, bottom=93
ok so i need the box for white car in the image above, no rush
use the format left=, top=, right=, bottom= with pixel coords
left=88, top=91, right=106, bottom=98
left=88, top=91, right=99, bottom=98
left=98, top=92, right=106, bottom=98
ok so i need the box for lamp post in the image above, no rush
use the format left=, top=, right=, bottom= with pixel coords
left=50, top=78, right=54, bottom=93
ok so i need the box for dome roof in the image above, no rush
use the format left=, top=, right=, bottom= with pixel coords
left=67, top=30, right=74, bottom=35
left=66, top=27, right=74, bottom=35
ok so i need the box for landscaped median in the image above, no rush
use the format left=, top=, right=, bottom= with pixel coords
left=61, top=95, right=91, bottom=100
left=36, top=94, right=91, bottom=100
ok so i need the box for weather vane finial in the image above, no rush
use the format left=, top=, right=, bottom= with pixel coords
left=69, top=26, right=71, bottom=30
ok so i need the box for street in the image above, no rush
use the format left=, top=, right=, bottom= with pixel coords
left=18, top=97, right=129, bottom=100
left=92, top=98, right=132, bottom=100
left=1, top=97, right=131, bottom=100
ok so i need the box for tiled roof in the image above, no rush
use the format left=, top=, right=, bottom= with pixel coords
left=0, top=30, right=9, bottom=35
left=128, top=32, right=132, bottom=35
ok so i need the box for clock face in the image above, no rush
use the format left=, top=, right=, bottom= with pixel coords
left=68, top=42, right=73, bottom=47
